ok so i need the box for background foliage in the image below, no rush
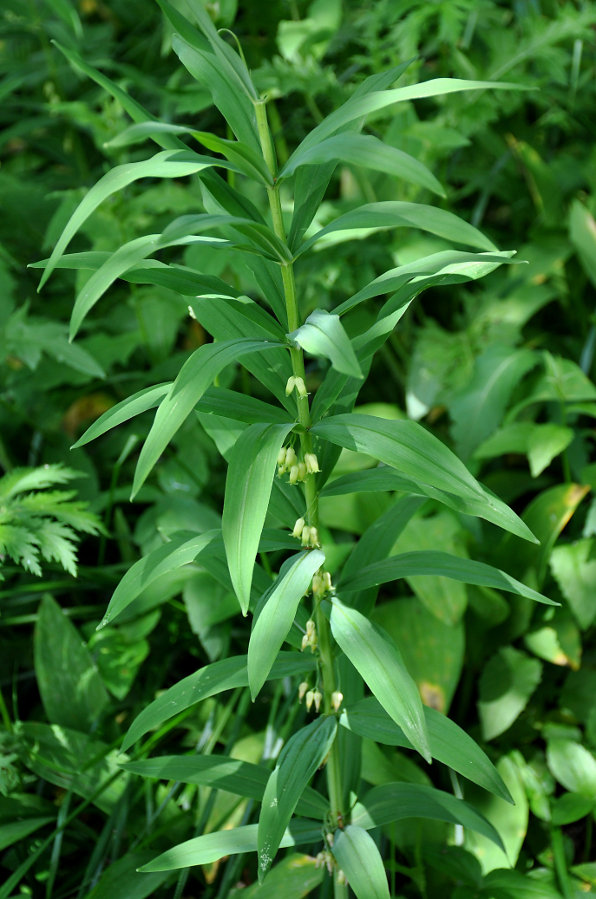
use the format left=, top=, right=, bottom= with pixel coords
left=1, top=0, right=596, bottom=896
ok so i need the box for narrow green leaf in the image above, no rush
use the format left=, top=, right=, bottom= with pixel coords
left=312, top=413, right=536, bottom=542
left=339, top=697, right=512, bottom=803
left=197, top=387, right=294, bottom=426
left=223, top=422, right=296, bottom=614
left=171, top=33, right=259, bottom=151
left=0, top=818, right=54, bottom=853
left=122, top=755, right=328, bottom=819
left=290, top=78, right=528, bottom=163
left=107, top=123, right=271, bottom=183
left=289, top=310, right=363, bottom=378
left=258, top=716, right=337, bottom=881
left=351, top=783, right=505, bottom=850
left=339, top=551, right=555, bottom=605
left=332, top=826, right=389, bottom=899
left=52, top=41, right=186, bottom=151
left=38, top=150, right=223, bottom=291
left=249, top=549, right=324, bottom=699
left=138, top=819, right=323, bottom=872
left=71, top=384, right=170, bottom=449
left=330, top=597, right=431, bottom=763
left=69, top=233, right=228, bottom=339
left=334, top=250, right=515, bottom=316
left=298, top=201, right=496, bottom=257
left=279, top=133, right=444, bottom=196
left=100, top=531, right=219, bottom=629
left=133, top=339, right=287, bottom=498
left=122, top=653, right=315, bottom=752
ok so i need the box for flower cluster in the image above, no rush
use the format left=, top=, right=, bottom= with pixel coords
left=277, top=448, right=320, bottom=485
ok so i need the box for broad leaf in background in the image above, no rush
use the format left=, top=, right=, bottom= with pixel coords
left=34, top=595, right=109, bottom=731
left=478, top=647, right=543, bottom=740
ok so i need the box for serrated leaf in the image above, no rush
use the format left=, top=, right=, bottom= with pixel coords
left=0, top=465, right=78, bottom=499
left=258, top=716, right=337, bottom=881
left=312, top=413, right=536, bottom=542
left=100, top=531, right=219, bottom=629
left=330, top=597, right=431, bottom=762
left=351, top=783, right=505, bottom=849
left=248, top=550, right=324, bottom=699
left=339, top=697, right=512, bottom=803
left=289, top=309, right=362, bottom=378
left=122, top=653, right=315, bottom=751
left=332, top=825, right=389, bottom=899
left=339, top=551, right=555, bottom=605
left=222, top=422, right=295, bottom=614
left=133, top=339, right=287, bottom=498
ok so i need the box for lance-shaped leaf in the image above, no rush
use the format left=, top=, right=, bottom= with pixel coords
left=334, top=250, right=515, bottom=316
left=122, top=755, right=328, bottom=819
left=289, top=78, right=528, bottom=164
left=222, top=422, right=296, bottom=614
left=71, top=384, right=170, bottom=449
left=258, top=716, right=337, bottom=881
left=338, top=551, right=555, bottom=605
left=289, top=310, right=363, bottom=379
left=332, top=826, right=389, bottom=899
left=298, top=201, right=496, bottom=257
left=107, top=122, right=271, bottom=183
left=139, top=820, right=323, bottom=872
left=339, top=697, right=512, bottom=803
left=122, top=652, right=315, bottom=752
left=69, top=233, right=228, bottom=339
left=329, top=597, right=431, bottom=763
left=133, top=340, right=287, bottom=498
left=38, top=150, right=224, bottom=291
left=99, top=530, right=219, bottom=629
left=279, top=133, right=444, bottom=196
left=249, top=549, right=324, bottom=699
left=311, top=414, right=536, bottom=542
left=351, top=783, right=505, bottom=850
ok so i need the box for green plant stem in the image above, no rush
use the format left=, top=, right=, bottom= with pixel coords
left=551, top=825, right=574, bottom=899
left=255, top=96, right=347, bottom=898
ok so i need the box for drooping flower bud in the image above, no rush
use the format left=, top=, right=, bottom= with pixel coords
left=304, top=452, right=320, bottom=474
left=292, top=517, right=305, bottom=538
left=285, top=376, right=297, bottom=396
left=305, top=690, right=315, bottom=712
left=285, top=446, right=297, bottom=468
left=289, top=464, right=300, bottom=485
left=298, top=681, right=309, bottom=702
left=313, top=690, right=323, bottom=712
left=331, top=691, right=344, bottom=712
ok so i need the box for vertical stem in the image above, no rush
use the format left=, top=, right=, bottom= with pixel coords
left=254, top=97, right=347, bottom=898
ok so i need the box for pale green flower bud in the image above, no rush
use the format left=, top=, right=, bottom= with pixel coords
left=305, top=690, right=315, bottom=712
left=297, top=461, right=307, bottom=481
left=285, top=446, right=297, bottom=468
left=331, top=691, right=343, bottom=712
left=292, top=517, right=305, bottom=538
left=304, top=452, right=320, bottom=474
left=289, top=464, right=300, bottom=485
left=285, top=376, right=297, bottom=396
left=313, top=690, right=322, bottom=712
left=277, top=447, right=287, bottom=467
left=298, top=681, right=309, bottom=702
